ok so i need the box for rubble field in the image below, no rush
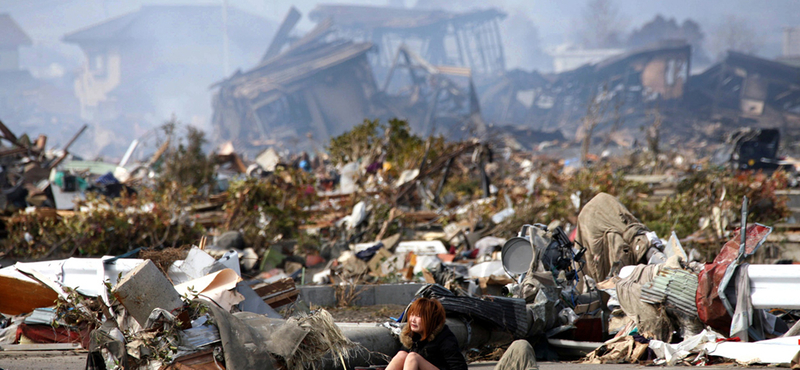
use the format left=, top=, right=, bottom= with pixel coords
left=2, top=114, right=800, bottom=370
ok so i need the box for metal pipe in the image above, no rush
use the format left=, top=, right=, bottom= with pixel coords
left=739, top=196, right=748, bottom=257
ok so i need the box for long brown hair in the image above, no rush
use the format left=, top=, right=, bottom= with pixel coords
left=402, top=297, right=446, bottom=341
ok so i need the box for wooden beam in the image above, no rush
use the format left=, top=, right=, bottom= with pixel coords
left=261, top=6, right=301, bottom=62
left=0, top=118, right=23, bottom=148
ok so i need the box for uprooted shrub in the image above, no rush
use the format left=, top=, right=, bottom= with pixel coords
left=494, top=164, right=653, bottom=237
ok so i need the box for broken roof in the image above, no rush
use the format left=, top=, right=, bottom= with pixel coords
left=308, top=4, right=505, bottom=31
left=0, top=14, right=32, bottom=47
left=549, top=41, right=691, bottom=84
left=723, top=51, right=800, bottom=82
left=220, top=40, right=373, bottom=102
left=62, top=5, right=273, bottom=44
left=593, top=41, right=690, bottom=73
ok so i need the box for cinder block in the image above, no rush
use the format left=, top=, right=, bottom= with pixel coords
left=113, top=260, right=183, bottom=325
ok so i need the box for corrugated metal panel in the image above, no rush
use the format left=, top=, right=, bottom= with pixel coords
left=641, top=268, right=698, bottom=317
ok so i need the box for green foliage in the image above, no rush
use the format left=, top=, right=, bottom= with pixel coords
left=442, top=177, right=481, bottom=199
left=327, top=118, right=433, bottom=170
left=328, top=119, right=383, bottom=165
left=385, top=118, right=428, bottom=169
left=156, top=119, right=215, bottom=194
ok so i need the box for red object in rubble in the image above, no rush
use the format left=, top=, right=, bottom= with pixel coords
left=695, top=225, right=771, bottom=336
left=16, top=323, right=91, bottom=349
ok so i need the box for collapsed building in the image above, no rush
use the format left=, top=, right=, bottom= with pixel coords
left=480, top=41, right=692, bottom=143
left=484, top=41, right=800, bottom=152
left=308, top=5, right=507, bottom=78
left=212, top=6, right=486, bottom=154
left=212, top=37, right=378, bottom=149
left=211, top=3, right=800, bottom=156
left=685, top=51, right=800, bottom=136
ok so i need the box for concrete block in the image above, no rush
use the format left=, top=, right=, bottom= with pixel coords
left=112, top=260, right=183, bottom=325
left=299, top=285, right=336, bottom=307
left=298, top=283, right=426, bottom=307
left=351, top=285, right=375, bottom=306
left=374, top=284, right=424, bottom=306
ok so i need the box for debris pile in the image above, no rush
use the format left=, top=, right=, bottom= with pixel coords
left=0, top=246, right=357, bottom=370
left=1, top=113, right=800, bottom=368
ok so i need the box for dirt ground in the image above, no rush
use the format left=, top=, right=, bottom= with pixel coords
left=322, top=304, right=406, bottom=323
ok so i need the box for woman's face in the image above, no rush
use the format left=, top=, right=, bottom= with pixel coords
left=409, top=314, right=423, bottom=333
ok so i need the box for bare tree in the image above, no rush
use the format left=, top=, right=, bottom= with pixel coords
left=576, top=0, right=627, bottom=49
left=580, top=86, right=609, bottom=164
left=645, top=109, right=662, bottom=174
left=708, top=15, right=762, bottom=60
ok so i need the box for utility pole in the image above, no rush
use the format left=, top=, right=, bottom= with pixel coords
left=222, top=0, right=230, bottom=76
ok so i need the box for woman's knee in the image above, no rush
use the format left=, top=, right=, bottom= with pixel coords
left=404, top=352, right=421, bottom=363
left=393, top=351, right=409, bottom=360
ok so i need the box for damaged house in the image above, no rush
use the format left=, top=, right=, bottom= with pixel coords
left=62, top=5, right=275, bottom=153
left=0, top=13, right=34, bottom=121
left=212, top=38, right=378, bottom=150
left=685, top=51, right=800, bottom=136
left=0, top=14, right=81, bottom=139
left=308, top=5, right=507, bottom=79
left=212, top=7, right=484, bottom=153
left=0, top=14, right=30, bottom=75
left=483, top=41, right=691, bottom=145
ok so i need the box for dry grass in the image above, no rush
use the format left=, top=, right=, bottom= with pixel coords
left=139, top=245, right=191, bottom=278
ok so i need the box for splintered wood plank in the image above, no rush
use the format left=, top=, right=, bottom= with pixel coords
left=262, top=290, right=299, bottom=308
left=252, top=277, right=295, bottom=297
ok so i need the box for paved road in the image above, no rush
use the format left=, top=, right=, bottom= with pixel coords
left=471, top=361, right=777, bottom=370
left=0, top=353, right=782, bottom=370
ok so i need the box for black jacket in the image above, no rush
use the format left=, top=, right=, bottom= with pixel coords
left=399, top=324, right=467, bottom=370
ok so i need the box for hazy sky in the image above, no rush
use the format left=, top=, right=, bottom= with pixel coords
left=2, top=0, right=797, bottom=63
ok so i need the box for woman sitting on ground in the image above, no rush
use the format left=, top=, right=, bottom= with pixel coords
left=387, top=297, right=467, bottom=370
